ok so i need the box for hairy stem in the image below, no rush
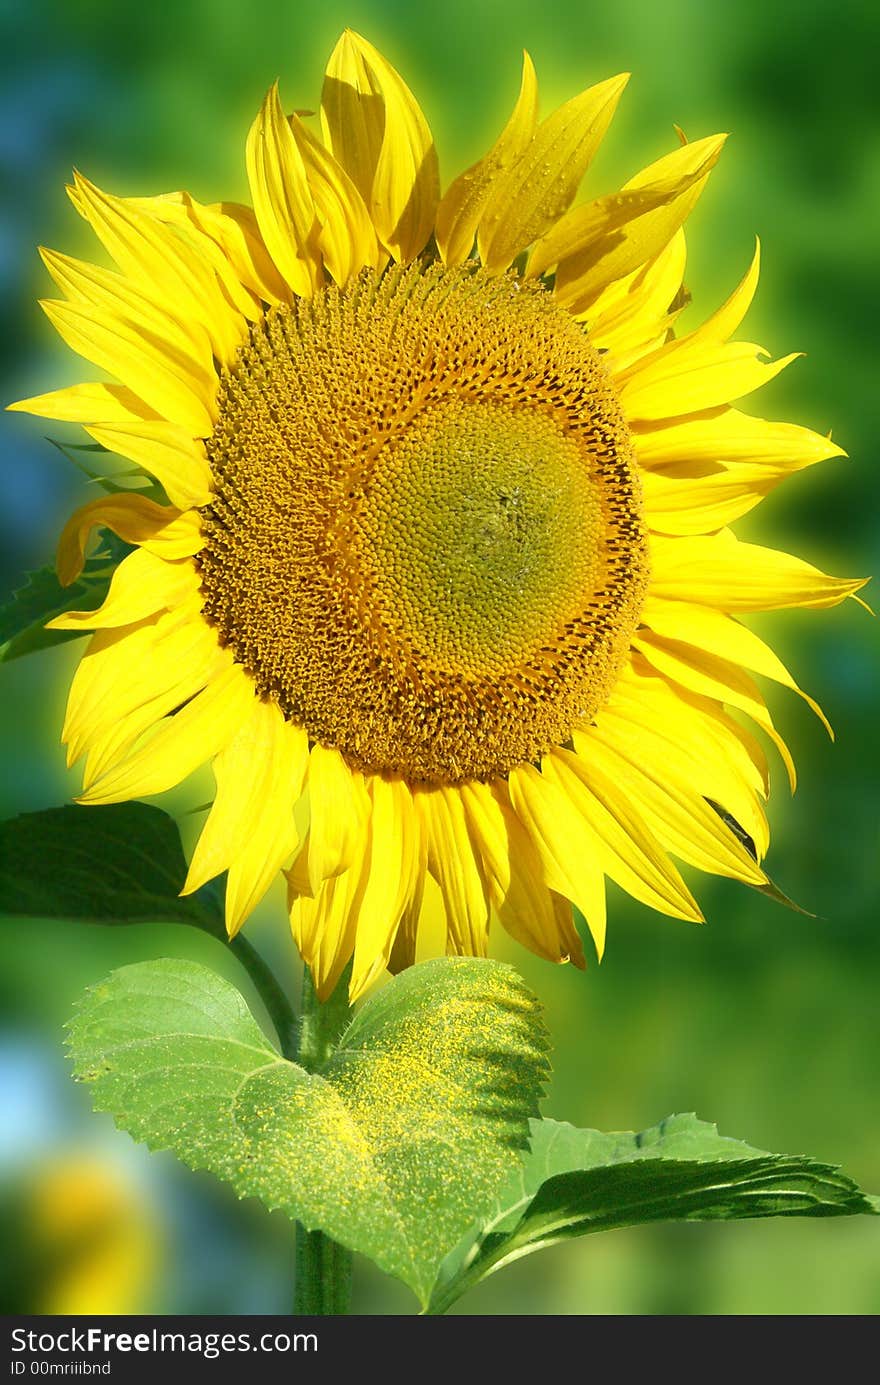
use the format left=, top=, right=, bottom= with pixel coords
left=229, top=933, right=298, bottom=1060
left=294, top=965, right=354, bottom=1315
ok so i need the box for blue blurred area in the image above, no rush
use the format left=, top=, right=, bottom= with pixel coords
left=1, top=0, right=878, bottom=1314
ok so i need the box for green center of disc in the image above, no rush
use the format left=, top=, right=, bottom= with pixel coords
left=358, top=401, right=603, bottom=676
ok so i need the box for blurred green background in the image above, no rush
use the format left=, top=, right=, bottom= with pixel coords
left=1, top=0, right=878, bottom=1315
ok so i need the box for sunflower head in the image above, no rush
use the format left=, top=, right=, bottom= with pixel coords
left=10, top=29, right=866, bottom=1000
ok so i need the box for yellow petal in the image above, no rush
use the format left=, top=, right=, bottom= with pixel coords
left=633, top=628, right=797, bottom=792
left=6, top=381, right=158, bottom=425
left=48, top=547, right=196, bottom=631
left=321, top=30, right=384, bottom=206
left=322, top=30, right=439, bottom=263
left=418, top=785, right=490, bottom=957
left=641, top=595, right=833, bottom=735
left=649, top=531, right=868, bottom=611
left=53, top=493, right=195, bottom=585
left=190, top=703, right=307, bottom=936
left=133, top=192, right=292, bottom=313
left=84, top=420, right=213, bottom=510
left=615, top=244, right=802, bottom=417
left=544, top=749, right=703, bottom=921
left=39, top=246, right=217, bottom=393
left=74, top=616, right=226, bottom=785
left=290, top=849, right=367, bottom=1003
left=641, top=463, right=778, bottom=534
left=39, top=297, right=214, bottom=437
left=576, top=721, right=765, bottom=884
left=507, top=763, right=606, bottom=957
left=349, top=776, right=420, bottom=1000
left=479, top=73, right=629, bottom=274
left=688, top=238, right=761, bottom=345
left=600, top=658, right=770, bottom=858
left=79, top=664, right=255, bottom=805
left=633, top=405, right=846, bottom=471
left=305, top=745, right=370, bottom=894
left=458, top=780, right=511, bottom=905
left=195, top=200, right=292, bottom=308
left=620, top=340, right=801, bottom=419
left=387, top=822, right=429, bottom=975
left=435, top=51, right=538, bottom=268
left=463, top=782, right=585, bottom=966
left=67, top=173, right=244, bottom=365
left=587, top=229, right=687, bottom=356
left=539, top=134, right=726, bottom=311
left=290, top=114, right=381, bottom=285
left=246, top=83, right=322, bottom=298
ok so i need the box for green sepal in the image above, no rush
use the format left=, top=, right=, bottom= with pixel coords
left=0, top=533, right=132, bottom=664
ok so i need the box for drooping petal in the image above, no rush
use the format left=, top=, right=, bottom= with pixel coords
left=418, top=784, right=490, bottom=957
left=289, top=842, right=367, bottom=1003
left=185, top=701, right=308, bottom=936
left=349, top=775, right=421, bottom=1000
left=305, top=745, right=371, bottom=894
left=53, top=493, right=198, bottom=586
left=462, top=781, right=586, bottom=965
left=507, top=764, right=606, bottom=957
left=479, top=72, right=629, bottom=273
left=435, top=51, right=538, bottom=267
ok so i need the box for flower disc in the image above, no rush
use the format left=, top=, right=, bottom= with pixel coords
left=198, top=262, right=648, bottom=783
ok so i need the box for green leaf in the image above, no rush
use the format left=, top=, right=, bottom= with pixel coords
left=0, top=535, right=131, bottom=663
left=429, top=1112, right=878, bottom=1312
left=0, top=802, right=222, bottom=933
left=67, top=956, right=550, bottom=1307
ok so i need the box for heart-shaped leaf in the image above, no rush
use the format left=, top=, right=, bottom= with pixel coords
left=68, top=956, right=550, bottom=1306
left=429, top=1113, right=879, bottom=1312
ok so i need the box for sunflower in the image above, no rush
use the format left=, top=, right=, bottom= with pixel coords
left=10, top=31, right=865, bottom=1001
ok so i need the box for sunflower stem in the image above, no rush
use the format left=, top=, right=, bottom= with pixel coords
left=294, top=965, right=354, bottom=1315
left=230, top=934, right=298, bottom=1059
